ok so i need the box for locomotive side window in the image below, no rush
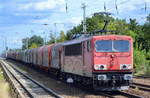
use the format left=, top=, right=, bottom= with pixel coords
left=65, top=43, right=82, bottom=56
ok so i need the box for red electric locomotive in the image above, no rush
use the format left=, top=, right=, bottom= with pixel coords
left=61, top=35, right=133, bottom=91
left=6, top=34, right=133, bottom=91
left=92, top=35, right=133, bottom=90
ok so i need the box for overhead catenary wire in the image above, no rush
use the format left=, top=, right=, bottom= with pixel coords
left=104, top=2, right=107, bottom=12
left=115, top=0, right=119, bottom=14
left=66, top=0, right=68, bottom=13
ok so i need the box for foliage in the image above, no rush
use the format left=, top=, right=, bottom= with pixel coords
left=66, top=14, right=138, bottom=40
left=48, top=30, right=66, bottom=44
left=29, top=43, right=38, bottom=49
left=47, top=33, right=56, bottom=44
left=134, top=49, right=150, bottom=76
left=145, top=51, right=150, bottom=60
left=22, top=37, right=29, bottom=49
left=146, top=60, right=150, bottom=75
left=57, top=31, right=66, bottom=42
left=141, top=21, right=150, bottom=51
left=134, top=47, right=147, bottom=75
left=22, top=35, right=44, bottom=49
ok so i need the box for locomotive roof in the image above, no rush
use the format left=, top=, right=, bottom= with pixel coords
left=92, top=34, right=132, bottom=39
left=62, top=35, right=132, bottom=46
left=62, top=36, right=92, bottom=46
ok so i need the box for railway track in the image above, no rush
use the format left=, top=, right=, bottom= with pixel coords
left=0, top=59, right=145, bottom=98
left=97, top=91, right=143, bottom=98
left=117, top=91, right=143, bottom=98
left=0, top=60, right=63, bottom=98
left=131, top=82, right=150, bottom=92
left=134, top=76, right=150, bottom=79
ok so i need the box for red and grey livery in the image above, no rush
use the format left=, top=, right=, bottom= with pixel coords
left=6, top=35, right=133, bottom=91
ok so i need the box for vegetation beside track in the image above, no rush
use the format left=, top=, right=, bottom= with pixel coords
left=0, top=66, right=10, bottom=98
left=134, top=49, right=150, bottom=76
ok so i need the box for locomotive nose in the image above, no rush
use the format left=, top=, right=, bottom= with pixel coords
left=109, top=54, right=117, bottom=67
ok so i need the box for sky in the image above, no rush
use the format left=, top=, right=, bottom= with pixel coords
left=0, top=0, right=150, bottom=53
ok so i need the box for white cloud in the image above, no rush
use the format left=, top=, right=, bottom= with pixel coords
left=118, top=3, right=137, bottom=13
left=19, top=0, right=65, bottom=11
left=31, top=18, right=50, bottom=24
left=59, top=7, right=66, bottom=12
left=68, top=17, right=82, bottom=25
left=11, top=39, right=22, bottom=44
left=106, top=0, right=150, bottom=14
left=30, top=16, right=82, bottom=26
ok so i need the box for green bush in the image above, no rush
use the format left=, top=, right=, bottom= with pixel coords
left=134, top=48, right=148, bottom=75
left=145, top=60, right=150, bottom=75
left=145, top=51, right=150, bottom=60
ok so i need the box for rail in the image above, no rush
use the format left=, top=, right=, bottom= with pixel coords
left=0, top=60, right=63, bottom=98
left=131, top=83, right=150, bottom=92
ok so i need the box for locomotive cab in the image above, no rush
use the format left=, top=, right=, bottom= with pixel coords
left=92, top=35, right=133, bottom=91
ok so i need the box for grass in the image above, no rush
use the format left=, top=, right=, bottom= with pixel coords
left=145, top=60, right=150, bottom=77
left=0, top=67, right=10, bottom=98
left=134, top=60, right=150, bottom=77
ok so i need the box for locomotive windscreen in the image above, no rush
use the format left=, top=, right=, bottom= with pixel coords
left=95, top=40, right=130, bottom=52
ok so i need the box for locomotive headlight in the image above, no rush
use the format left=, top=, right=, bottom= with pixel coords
left=120, top=64, right=132, bottom=70
left=124, top=74, right=132, bottom=80
left=94, top=64, right=107, bottom=70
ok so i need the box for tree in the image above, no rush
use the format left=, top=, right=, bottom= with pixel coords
left=48, top=33, right=55, bottom=44
left=29, top=43, right=38, bottom=49
left=57, top=31, right=66, bottom=42
left=22, top=37, right=29, bottom=50
left=129, top=19, right=138, bottom=32
left=134, top=47, right=148, bottom=75
left=22, top=35, right=44, bottom=49
left=139, top=14, right=150, bottom=52
left=48, top=31, right=66, bottom=44
left=29, top=35, right=44, bottom=47
left=146, top=14, right=150, bottom=23
left=66, top=13, right=134, bottom=39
